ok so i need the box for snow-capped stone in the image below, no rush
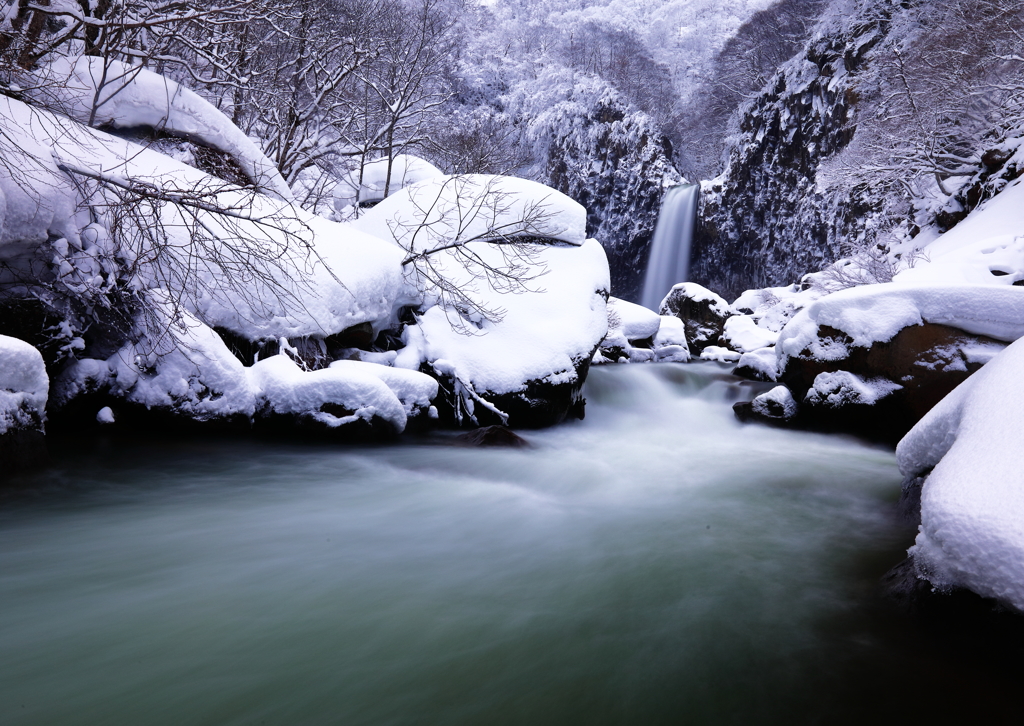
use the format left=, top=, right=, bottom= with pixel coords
left=250, top=354, right=414, bottom=435
left=0, top=335, right=48, bottom=436
left=751, top=385, right=798, bottom=420
left=734, top=346, right=778, bottom=382
left=660, top=282, right=731, bottom=353
left=804, top=371, right=902, bottom=408
left=607, top=297, right=661, bottom=342
left=352, top=174, right=587, bottom=251
left=699, top=346, right=741, bottom=363
left=721, top=314, right=779, bottom=353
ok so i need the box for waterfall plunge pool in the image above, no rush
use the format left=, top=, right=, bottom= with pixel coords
left=2, top=363, right=1023, bottom=725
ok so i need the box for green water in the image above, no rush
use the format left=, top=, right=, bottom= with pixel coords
left=1, top=364, right=1021, bottom=725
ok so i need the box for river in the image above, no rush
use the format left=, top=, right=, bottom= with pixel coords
left=1, top=363, right=1021, bottom=724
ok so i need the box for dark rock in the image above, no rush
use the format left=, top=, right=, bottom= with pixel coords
left=455, top=425, right=529, bottom=448
left=779, top=322, right=1004, bottom=445
left=659, top=284, right=731, bottom=354
left=429, top=350, right=594, bottom=429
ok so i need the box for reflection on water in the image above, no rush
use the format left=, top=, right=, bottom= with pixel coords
left=1, top=364, right=1021, bottom=725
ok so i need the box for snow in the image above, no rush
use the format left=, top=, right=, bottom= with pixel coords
left=105, top=300, right=258, bottom=421
left=412, top=238, right=610, bottom=395
left=351, top=174, right=589, bottom=251
left=654, top=315, right=688, bottom=348
left=661, top=282, right=729, bottom=316
left=896, top=336, right=1024, bottom=611
left=327, top=359, right=438, bottom=418
left=894, top=178, right=1024, bottom=288
left=721, top=314, right=778, bottom=353
left=250, top=354, right=412, bottom=432
left=776, top=283, right=1024, bottom=367
left=26, top=57, right=293, bottom=201
left=352, top=173, right=607, bottom=401
left=608, top=297, right=661, bottom=341
left=699, top=346, right=741, bottom=363
left=804, top=370, right=902, bottom=407
left=334, top=155, right=444, bottom=210
left=0, top=93, right=410, bottom=342
left=0, top=335, right=48, bottom=435
left=96, top=406, right=115, bottom=424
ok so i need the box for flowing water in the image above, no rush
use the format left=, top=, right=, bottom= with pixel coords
left=2, top=364, right=1023, bottom=725
left=640, top=184, right=699, bottom=311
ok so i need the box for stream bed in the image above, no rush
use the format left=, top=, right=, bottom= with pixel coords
left=2, top=363, right=1022, bottom=725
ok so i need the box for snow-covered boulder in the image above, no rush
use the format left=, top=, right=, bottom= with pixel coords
left=595, top=297, right=664, bottom=364
left=720, top=314, right=778, bottom=353
left=25, top=57, right=292, bottom=201
left=352, top=174, right=588, bottom=249
left=250, top=355, right=437, bottom=437
left=896, top=337, right=1024, bottom=612
left=354, top=174, right=607, bottom=427
left=652, top=316, right=690, bottom=362
left=334, top=155, right=444, bottom=211
left=0, top=335, right=48, bottom=435
left=768, top=283, right=1017, bottom=442
left=659, top=282, right=731, bottom=354
left=733, top=346, right=778, bottom=382
left=0, top=336, right=49, bottom=473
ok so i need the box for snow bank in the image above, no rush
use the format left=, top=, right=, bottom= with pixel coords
left=26, top=57, right=292, bottom=200
left=334, top=155, right=444, bottom=210
left=0, top=98, right=76, bottom=253
left=0, top=336, right=48, bottom=435
left=352, top=174, right=588, bottom=250
left=776, top=283, right=1024, bottom=366
left=897, top=337, right=1024, bottom=611
left=895, top=178, right=1024, bottom=288
left=327, top=359, right=438, bottom=418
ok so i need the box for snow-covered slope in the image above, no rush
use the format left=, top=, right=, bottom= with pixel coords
left=897, top=336, right=1024, bottom=611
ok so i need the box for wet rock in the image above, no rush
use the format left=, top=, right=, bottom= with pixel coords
left=455, top=425, right=529, bottom=448
left=659, top=283, right=731, bottom=354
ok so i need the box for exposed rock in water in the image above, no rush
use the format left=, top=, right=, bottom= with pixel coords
left=455, top=425, right=530, bottom=448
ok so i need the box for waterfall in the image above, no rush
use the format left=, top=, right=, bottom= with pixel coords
left=639, top=184, right=699, bottom=312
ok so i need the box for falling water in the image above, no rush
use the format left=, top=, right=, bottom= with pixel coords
left=640, top=183, right=700, bottom=312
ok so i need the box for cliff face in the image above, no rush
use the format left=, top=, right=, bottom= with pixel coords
left=542, top=96, right=682, bottom=301
left=690, top=1, right=902, bottom=300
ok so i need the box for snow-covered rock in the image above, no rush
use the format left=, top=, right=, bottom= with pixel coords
left=354, top=173, right=607, bottom=426
left=659, top=282, right=731, bottom=353
left=25, top=57, right=293, bottom=201
left=721, top=314, right=778, bottom=353
left=750, top=385, right=797, bottom=421
left=0, top=335, right=48, bottom=436
left=334, top=155, right=444, bottom=210
left=653, top=315, right=690, bottom=362
left=733, top=346, right=778, bottom=382
left=251, top=354, right=429, bottom=436
left=608, top=297, right=661, bottom=342
left=897, top=336, right=1024, bottom=611
left=699, top=346, right=741, bottom=363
